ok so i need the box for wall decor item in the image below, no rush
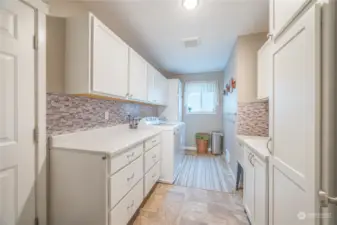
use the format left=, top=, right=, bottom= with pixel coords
left=231, top=78, right=236, bottom=89
left=47, top=93, right=158, bottom=136
left=226, top=83, right=231, bottom=93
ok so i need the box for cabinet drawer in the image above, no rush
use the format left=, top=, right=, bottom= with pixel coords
left=144, top=144, right=161, bottom=173
left=144, top=135, right=161, bottom=151
left=110, top=144, right=143, bottom=175
left=109, top=179, right=143, bottom=225
left=144, top=161, right=161, bottom=197
left=109, top=156, right=143, bottom=209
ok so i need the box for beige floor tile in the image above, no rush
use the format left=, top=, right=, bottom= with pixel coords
left=132, top=184, right=248, bottom=225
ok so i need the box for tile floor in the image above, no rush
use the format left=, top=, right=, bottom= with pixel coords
left=174, top=152, right=236, bottom=192
left=133, top=183, right=249, bottom=225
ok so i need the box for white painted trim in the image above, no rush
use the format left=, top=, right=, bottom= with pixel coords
left=35, top=10, right=47, bottom=225
left=184, top=146, right=197, bottom=151
left=220, top=156, right=236, bottom=181
left=184, top=146, right=211, bottom=151
left=158, top=179, right=174, bottom=184
left=22, top=0, right=49, bottom=13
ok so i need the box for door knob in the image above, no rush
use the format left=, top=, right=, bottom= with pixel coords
left=319, top=190, right=337, bottom=207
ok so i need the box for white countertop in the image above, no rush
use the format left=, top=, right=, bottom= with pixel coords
left=50, top=124, right=161, bottom=157
left=237, top=135, right=270, bottom=161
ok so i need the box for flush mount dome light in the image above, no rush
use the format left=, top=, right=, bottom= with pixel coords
left=183, top=0, right=199, bottom=10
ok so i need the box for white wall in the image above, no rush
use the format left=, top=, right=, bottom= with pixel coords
left=170, top=71, right=224, bottom=147
left=46, top=16, right=66, bottom=93
left=223, top=46, right=239, bottom=174
left=223, top=33, right=266, bottom=175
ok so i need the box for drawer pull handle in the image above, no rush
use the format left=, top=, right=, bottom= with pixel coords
left=127, top=173, right=135, bottom=181
left=127, top=152, right=135, bottom=158
left=152, top=155, right=157, bottom=159
left=127, top=200, right=134, bottom=209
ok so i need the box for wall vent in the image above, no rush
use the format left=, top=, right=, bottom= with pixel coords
left=182, top=37, right=200, bottom=48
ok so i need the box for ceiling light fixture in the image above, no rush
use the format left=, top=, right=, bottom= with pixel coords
left=183, top=0, right=199, bottom=10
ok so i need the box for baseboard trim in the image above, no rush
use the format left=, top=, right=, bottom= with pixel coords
left=220, top=156, right=236, bottom=181
left=184, top=146, right=211, bottom=151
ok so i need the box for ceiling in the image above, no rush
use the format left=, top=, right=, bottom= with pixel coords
left=59, top=0, right=269, bottom=75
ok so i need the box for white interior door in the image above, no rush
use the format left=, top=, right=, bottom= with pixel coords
left=269, top=4, right=321, bottom=225
left=0, top=1, right=36, bottom=225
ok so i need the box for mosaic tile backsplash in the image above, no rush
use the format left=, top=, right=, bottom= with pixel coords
left=47, top=93, right=158, bottom=136
left=237, top=101, right=269, bottom=136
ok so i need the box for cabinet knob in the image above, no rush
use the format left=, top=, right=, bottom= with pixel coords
left=267, top=33, right=273, bottom=40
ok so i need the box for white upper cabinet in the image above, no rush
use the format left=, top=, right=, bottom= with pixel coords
left=65, top=13, right=129, bottom=98
left=147, top=64, right=157, bottom=103
left=154, top=72, right=168, bottom=105
left=269, top=0, right=312, bottom=38
left=92, top=16, right=129, bottom=97
left=257, top=39, right=272, bottom=100
left=147, top=64, right=168, bottom=105
left=64, top=12, right=168, bottom=105
left=129, top=49, right=148, bottom=101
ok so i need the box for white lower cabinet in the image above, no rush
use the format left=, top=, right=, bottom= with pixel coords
left=244, top=149, right=255, bottom=221
left=144, top=145, right=161, bottom=173
left=243, top=147, right=268, bottom=225
left=109, top=179, right=144, bottom=225
left=109, top=156, right=144, bottom=209
left=253, top=157, right=267, bottom=225
left=144, top=162, right=161, bottom=197
left=50, top=134, right=161, bottom=225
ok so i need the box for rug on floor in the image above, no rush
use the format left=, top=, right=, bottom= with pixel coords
left=174, top=154, right=236, bottom=192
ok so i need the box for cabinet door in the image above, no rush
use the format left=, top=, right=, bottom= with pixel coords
left=243, top=149, right=255, bottom=222
left=269, top=5, right=320, bottom=225
left=92, top=17, right=128, bottom=97
left=147, top=64, right=157, bottom=103
left=129, top=49, right=147, bottom=101
left=269, top=0, right=312, bottom=37
left=257, top=40, right=271, bottom=100
left=253, top=157, right=268, bottom=225
left=154, top=72, right=168, bottom=105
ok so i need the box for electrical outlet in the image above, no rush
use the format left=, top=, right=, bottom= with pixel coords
left=105, top=111, right=109, bottom=120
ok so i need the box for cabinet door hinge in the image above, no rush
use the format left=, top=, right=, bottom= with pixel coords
left=33, top=35, right=38, bottom=50
left=33, top=127, right=39, bottom=144
left=35, top=217, right=39, bottom=225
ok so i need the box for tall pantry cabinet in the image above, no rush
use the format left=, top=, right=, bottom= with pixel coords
left=267, top=1, right=322, bottom=225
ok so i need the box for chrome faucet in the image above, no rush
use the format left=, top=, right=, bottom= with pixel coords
left=128, top=115, right=140, bottom=129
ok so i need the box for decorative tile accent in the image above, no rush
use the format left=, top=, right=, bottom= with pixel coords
left=47, top=93, right=158, bottom=136
left=237, top=101, right=269, bottom=136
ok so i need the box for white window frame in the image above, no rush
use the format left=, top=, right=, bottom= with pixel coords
left=184, top=80, right=219, bottom=115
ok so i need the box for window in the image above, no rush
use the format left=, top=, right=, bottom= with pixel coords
left=184, top=81, right=219, bottom=114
